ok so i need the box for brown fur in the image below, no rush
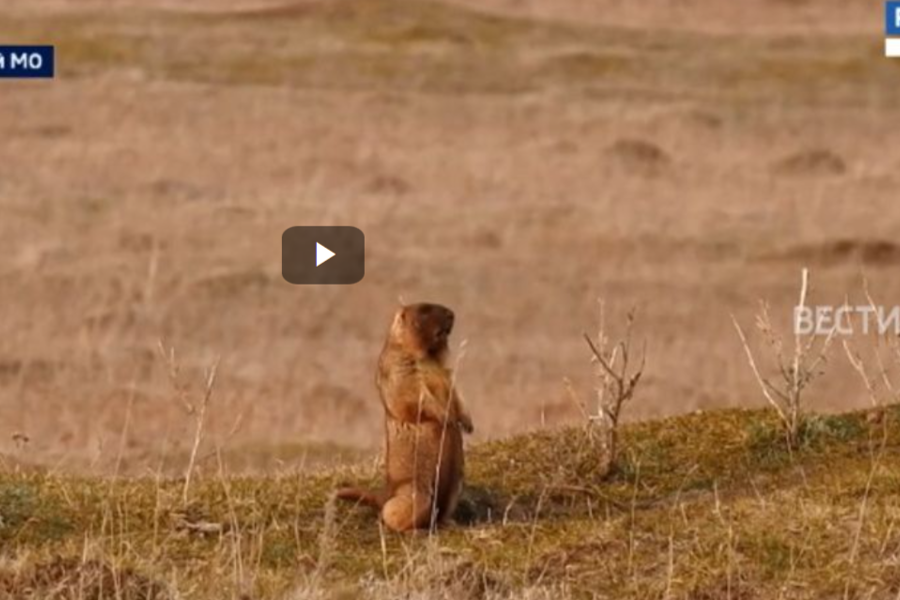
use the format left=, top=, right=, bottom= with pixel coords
left=337, top=303, right=473, bottom=531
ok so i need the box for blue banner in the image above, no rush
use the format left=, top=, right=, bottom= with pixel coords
left=887, top=2, right=900, bottom=35
left=0, top=46, right=54, bottom=78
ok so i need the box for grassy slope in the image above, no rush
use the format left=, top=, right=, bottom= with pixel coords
left=3, top=407, right=900, bottom=599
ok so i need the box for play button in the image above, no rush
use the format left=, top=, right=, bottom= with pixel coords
left=282, top=226, right=365, bottom=285
left=316, top=243, right=336, bottom=267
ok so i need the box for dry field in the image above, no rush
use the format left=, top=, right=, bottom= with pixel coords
left=0, top=0, right=898, bottom=475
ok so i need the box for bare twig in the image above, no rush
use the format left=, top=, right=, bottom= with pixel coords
left=733, top=314, right=790, bottom=429
left=732, top=269, right=835, bottom=449
left=581, top=303, right=646, bottom=475
left=184, top=358, right=220, bottom=505
left=157, top=341, right=195, bottom=415
left=157, top=341, right=222, bottom=506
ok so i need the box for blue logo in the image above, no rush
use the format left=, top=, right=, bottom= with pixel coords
left=887, top=2, right=900, bottom=35
left=0, top=46, right=54, bottom=78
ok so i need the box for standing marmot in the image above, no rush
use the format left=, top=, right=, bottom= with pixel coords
left=337, top=303, right=473, bottom=531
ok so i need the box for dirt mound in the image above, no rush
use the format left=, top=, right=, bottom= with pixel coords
left=767, top=239, right=900, bottom=266
left=0, top=358, right=63, bottom=386
left=772, top=148, right=847, bottom=177
left=606, top=138, right=672, bottom=174
left=659, top=108, right=723, bottom=131
left=193, top=269, right=273, bottom=296
left=367, top=174, right=412, bottom=195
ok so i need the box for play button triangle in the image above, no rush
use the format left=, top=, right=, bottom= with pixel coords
left=316, top=242, right=336, bottom=266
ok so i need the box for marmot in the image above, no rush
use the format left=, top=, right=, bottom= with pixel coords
left=337, top=303, right=473, bottom=531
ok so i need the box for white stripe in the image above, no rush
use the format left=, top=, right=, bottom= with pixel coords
left=887, top=39, right=900, bottom=57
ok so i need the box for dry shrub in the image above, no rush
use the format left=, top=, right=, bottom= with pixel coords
left=732, top=269, right=835, bottom=449
left=572, top=302, right=646, bottom=477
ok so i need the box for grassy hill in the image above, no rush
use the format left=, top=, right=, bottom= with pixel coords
left=3, top=407, right=900, bottom=599
left=0, top=0, right=894, bottom=106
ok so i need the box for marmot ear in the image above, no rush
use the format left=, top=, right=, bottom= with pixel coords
left=400, top=308, right=417, bottom=330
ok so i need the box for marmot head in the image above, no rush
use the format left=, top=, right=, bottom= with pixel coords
left=388, top=303, right=455, bottom=362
